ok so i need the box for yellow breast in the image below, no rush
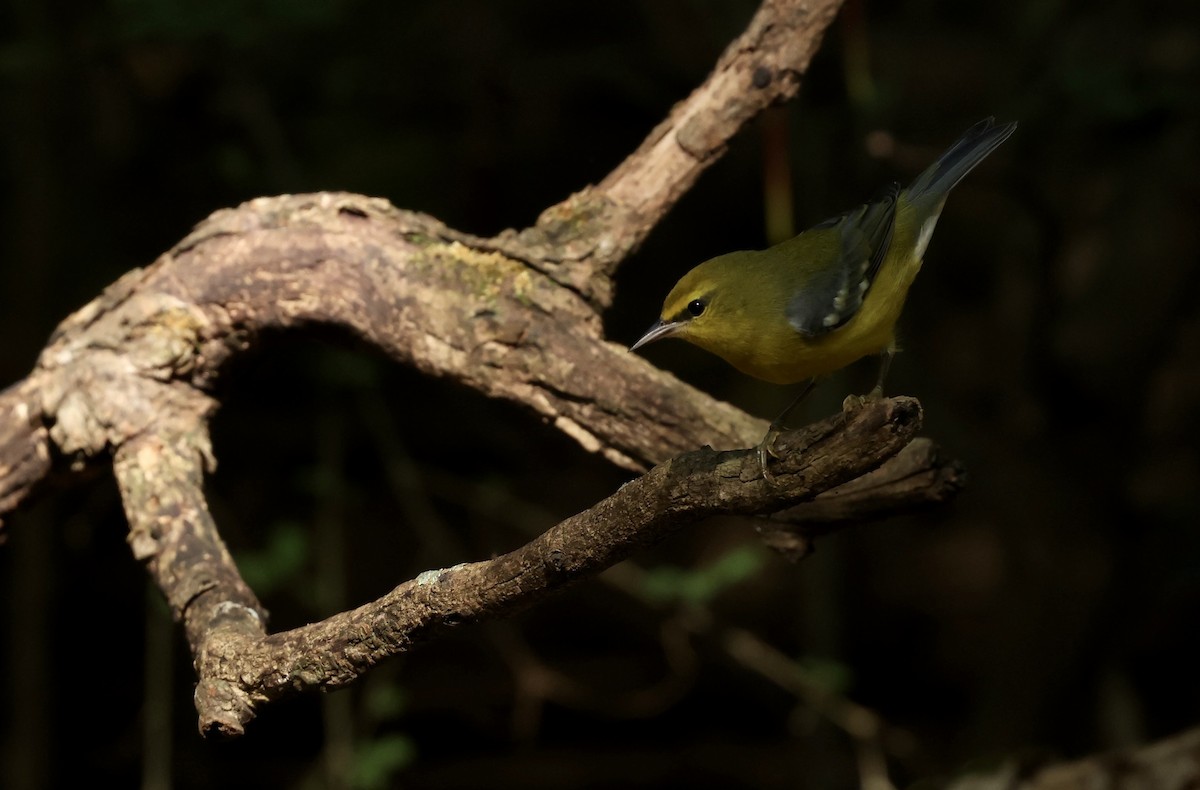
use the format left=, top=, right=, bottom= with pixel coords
left=686, top=200, right=927, bottom=385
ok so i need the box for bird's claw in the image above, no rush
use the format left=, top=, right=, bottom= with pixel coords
left=843, top=385, right=884, bottom=412
left=757, top=425, right=783, bottom=483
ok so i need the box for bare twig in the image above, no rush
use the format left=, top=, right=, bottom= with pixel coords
left=757, top=437, right=968, bottom=560
left=945, top=725, right=1200, bottom=790
left=184, top=396, right=922, bottom=736
left=467, top=0, right=846, bottom=306
left=722, top=628, right=900, bottom=790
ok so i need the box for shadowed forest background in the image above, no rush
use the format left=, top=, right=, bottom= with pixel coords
left=2, top=1, right=1198, bottom=788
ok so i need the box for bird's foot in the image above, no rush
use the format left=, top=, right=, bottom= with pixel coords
left=757, top=425, right=784, bottom=483
left=843, top=385, right=884, bottom=412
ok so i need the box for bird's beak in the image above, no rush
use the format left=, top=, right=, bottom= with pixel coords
left=630, top=319, right=682, bottom=352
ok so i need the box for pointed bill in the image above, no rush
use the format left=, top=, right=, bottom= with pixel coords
left=630, top=319, right=682, bottom=351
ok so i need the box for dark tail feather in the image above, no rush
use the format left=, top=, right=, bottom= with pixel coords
left=905, top=117, right=1017, bottom=209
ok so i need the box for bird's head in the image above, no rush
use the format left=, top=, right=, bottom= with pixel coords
left=631, top=255, right=756, bottom=357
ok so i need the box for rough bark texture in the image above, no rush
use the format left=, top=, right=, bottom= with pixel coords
left=192, top=397, right=922, bottom=737
left=757, top=436, right=968, bottom=560
left=0, top=378, right=52, bottom=525
left=0, top=0, right=975, bottom=739
left=471, top=0, right=844, bottom=306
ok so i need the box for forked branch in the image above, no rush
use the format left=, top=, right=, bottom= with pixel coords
left=158, top=397, right=922, bottom=736
left=0, top=0, right=971, bottom=739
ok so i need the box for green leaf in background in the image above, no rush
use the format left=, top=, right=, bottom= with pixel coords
left=639, top=543, right=767, bottom=606
left=797, top=655, right=854, bottom=697
left=363, top=683, right=408, bottom=724
left=351, top=734, right=417, bottom=790
left=234, top=520, right=309, bottom=597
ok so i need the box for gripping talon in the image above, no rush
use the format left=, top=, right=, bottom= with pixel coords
left=756, top=378, right=817, bottom=482
left=757, top=425, right=783, bottom=482
left=763, top=428, right=783, bottom=461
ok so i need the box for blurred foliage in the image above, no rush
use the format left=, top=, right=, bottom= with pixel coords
left=350, top=734, right=416, bottom=790
left=2, top=0, right=1200, bottom=788
left=236, top=520, right=310, bottom=598
left=639, top=544, right=768, bottom=606
left=796, top=656, right=854, bottom=699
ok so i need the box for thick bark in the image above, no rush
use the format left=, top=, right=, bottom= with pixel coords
left=188, top=397, right=922, bottom=737
left=0, top=0, right=975, bottom=739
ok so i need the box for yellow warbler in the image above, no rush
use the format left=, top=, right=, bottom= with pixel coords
left=632, top=118, right=1017, bottom=474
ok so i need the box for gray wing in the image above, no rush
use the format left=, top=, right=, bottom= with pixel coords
left=786, top=181, right=899, bottom=337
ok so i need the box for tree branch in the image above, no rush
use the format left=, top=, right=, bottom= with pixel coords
left=0, top=379, right=52, bottom=530
left=756, top=436, right=968, bottom=560
left=0, top=0, right=974, bottom=740
left=183, top=396, right=922, bottom=737
left=467, top=0, right=846, bottom=307
left=0, top=0, right=848, bottom=529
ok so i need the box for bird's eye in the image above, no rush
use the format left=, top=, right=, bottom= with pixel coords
left=687, top=299, right=706, bottom=317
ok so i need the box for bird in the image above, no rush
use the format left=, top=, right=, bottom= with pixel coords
left=631, top=117, right=1017, bottom=477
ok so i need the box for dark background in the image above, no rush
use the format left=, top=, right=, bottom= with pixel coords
left=2, top=1, right=1198, bottom=788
